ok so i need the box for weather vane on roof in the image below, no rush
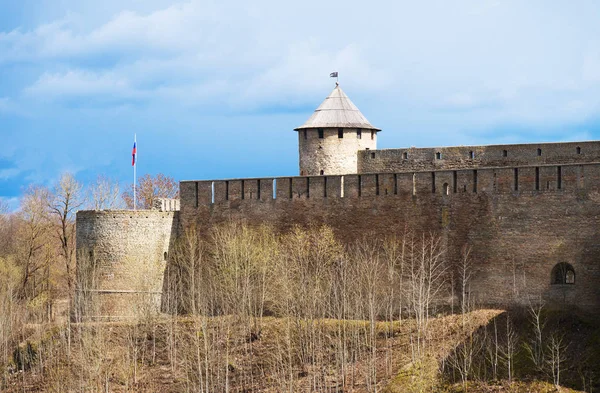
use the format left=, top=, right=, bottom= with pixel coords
left=330, top=71, right=339, bottom=85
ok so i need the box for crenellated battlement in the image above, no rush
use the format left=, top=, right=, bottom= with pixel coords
left=181, top=161, right=600, bottom=208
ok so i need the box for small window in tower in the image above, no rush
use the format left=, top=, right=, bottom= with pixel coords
left=318, top=128, right=324, bottom=139
left=320, top=170, right=324, bottom=175
left=371, top=131, right=375, bottom=140
left=303, top=130, right=307, bottom=140
left=403, top=152, right=408, bottom=159
left=443, top=183, right=449, bottom=196
left=503, top=150, right=508, bottom=157
left=338, top=128, right=343, bottom=138
left=436, top=152, right=442, bottom=160
left=469, top=151, right=475, bottom=159
left=357, top=129, right=362, bottom=139
left=577, top=146, right=581, bottom=154
left=371, top=152, right=376, bottom=159
left=164, top=252, right=168, bottom=261
left=537, top=148, right=542, bottom=156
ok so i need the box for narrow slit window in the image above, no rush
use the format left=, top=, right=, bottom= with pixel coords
left=453, top=171, right=458, bottom=193
left=324, top=176, right=328, bottom=198
left=403, top=151, right=408, bottom=159
left=577, top=146, right=581, bottom=154
left=371, top=152, right=375, bottom=159
left=394, top=174, right=398, bottom=195
left=211, top=181, right=215, bottom=204
left=535, top=167, right=540, bottom=191
left=257, top=179, right=261, bottom=200
left=436, top=152, right=442, bottom=160
left=338, top=128, right=343, bottom=138
left=306, top=177, right=310, bottom=198
left=537, top=148, right=542, bottom=156
left=443, top=183, right=449, bottom=196
left=412, top=173, right=416, bottom=196
left=514, top=168, right=519, bottom=191
left=469, top=151, right=475, bottom=159
left=503, top=150, right=508, bottom=157
left=371, top=130, right=375, bottom=140
left=241, top=180, right=245, bottom=200
left=375, top=174, right=380, bottom=196
left=225, top=181, right=229, bottom=201
left=194, top=181, right=199, bottom=207
left=431, top=172, right=436, bottom=193
left=357, top=128, right=362, bottom=139
left=318, top=128, right=324, bottom=139
left=288, top=178, right=293, bottom=198
left=273, top=179, right=277, bottom=199
left=303, top=130, right=307, bottom=140
left=473, top=170, right=478, bottom=193
left=557, top=166, right=562, bottom=190
left=320, top=170, right=324, bottom=175
left=358, top=175, right=362, bottom=197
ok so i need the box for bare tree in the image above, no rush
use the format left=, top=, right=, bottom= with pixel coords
left=87, top=174, right=122, bottom=210
left=499, top=314, right=517, bottom=384
left=406, top=232, right=448, bottom=358
left=47, top=173, right=84, bottom=295
left=122, top=173, right=179, bottom=209
left=523, top=300, right=546, bottom=372
left=17, top=186, right=51, bottom=301
left=547, top=333, right=568, bottom=389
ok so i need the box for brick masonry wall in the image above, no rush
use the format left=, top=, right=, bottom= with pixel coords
left=298, top=128, right=377, bottom=176
left=358, top=141, right=600, bottom=173
left=180, top=162, right=600, bottom=310
left=75, top=210, right=178, bottom=320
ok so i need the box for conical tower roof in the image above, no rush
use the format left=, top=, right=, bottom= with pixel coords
left=295, top=84, right=380, bottom=131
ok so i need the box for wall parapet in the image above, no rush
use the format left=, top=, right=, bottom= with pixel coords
left=181, top=162, right=600, bottom=208
left=358, top=140, right=600, bottom=173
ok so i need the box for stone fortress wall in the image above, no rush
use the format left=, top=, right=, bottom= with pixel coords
left=358, top=140, right=599, bottom=173
left=74, top=83, right=600, bottom=318
left=179, top=160, right=600, bottom=309
left=74, top=199, right=179, bottom=320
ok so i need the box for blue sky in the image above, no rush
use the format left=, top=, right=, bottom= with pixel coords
left=1, top=0, right=600, bottom=209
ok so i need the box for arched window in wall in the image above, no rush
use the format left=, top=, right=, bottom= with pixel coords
left=551, top=262, right=575, bottom=285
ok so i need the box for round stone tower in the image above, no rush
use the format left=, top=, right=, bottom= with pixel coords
left=295, top=83, right=381, bottom=176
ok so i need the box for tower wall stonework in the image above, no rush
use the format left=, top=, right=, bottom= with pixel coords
left=75, top=210, right=178, bottom=320
left=298, top=128, right=377, bottom=175
left=179, top=161, right=600, bottom=310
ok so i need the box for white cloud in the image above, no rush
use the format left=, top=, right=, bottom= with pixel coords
left=2, top=0, right=600, bottom=130
left=0, top=168, right=20, bottom=180
left=25, top=70, right=134, bottom=98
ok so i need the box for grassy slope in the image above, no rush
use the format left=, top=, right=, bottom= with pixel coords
left=2, top=310, right=591, bottom=392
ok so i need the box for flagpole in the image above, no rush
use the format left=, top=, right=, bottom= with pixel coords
left=133, top=133, right=137, bottom=211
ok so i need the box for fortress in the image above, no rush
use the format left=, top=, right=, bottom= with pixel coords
left=75, top=84, right=600, bottom=319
